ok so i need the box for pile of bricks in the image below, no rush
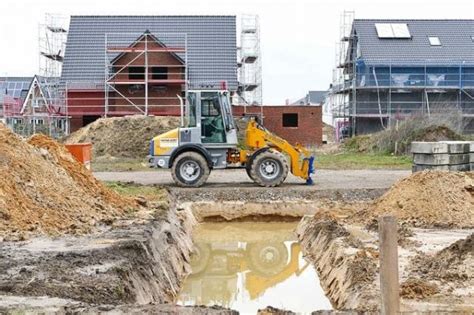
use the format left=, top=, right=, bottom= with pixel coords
left=411, top=141, right=474, bottom=172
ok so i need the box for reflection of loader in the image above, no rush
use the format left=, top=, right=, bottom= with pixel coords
left=246, top=242, right=308, bottom=300
left=182, top=240, right=309, bottom=305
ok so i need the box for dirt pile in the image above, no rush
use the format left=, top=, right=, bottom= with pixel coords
left=323, top=123, right=336, bottom=143
left=411, top=233, right=473, bottom=282
left=413, top=125, right=464, bottom=142
left=0, top=124, right=137, bottom=237
left=400, top=278, right=439, bottom=300
left=352, top=171, right=474, bottom=228
left=64, top=115, right=180, bottom=158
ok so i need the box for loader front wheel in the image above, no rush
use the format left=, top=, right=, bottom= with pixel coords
left=250, top=150, right=288, bottom=187
left=171, top=152, right=210, bottom=187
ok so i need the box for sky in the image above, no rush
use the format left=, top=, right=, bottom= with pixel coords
left=0, top=0, right=473, bottom=103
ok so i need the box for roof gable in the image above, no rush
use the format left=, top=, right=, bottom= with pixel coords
left=110, top=31, right=185, bottom=65
left=20, top=75, right=51, bottom=114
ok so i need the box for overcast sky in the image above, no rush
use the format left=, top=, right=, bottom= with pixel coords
left=0, top=0, right=472, bottom=103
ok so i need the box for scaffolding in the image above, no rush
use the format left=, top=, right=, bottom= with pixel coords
left=330, top=11, right=474, bottom=136
left=104, top=32, right=187, bottom=116
left=238, top=14, right=262, bottom=106
left=330, top=10, right=355, bottom=138
left=39, top=14, right=68, bottom=78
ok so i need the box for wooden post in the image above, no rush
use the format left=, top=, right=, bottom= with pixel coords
left=379, top=215, right=400, bottom=315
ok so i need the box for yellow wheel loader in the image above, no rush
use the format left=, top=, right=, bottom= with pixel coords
left=148, top=90, right=314, bottom=187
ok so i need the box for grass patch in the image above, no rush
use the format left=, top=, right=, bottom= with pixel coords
left=104, top=181, right=167, bottom=201
left=92, top=157, right=151, bottom=172
left=315, top=152, right=412, bottom=170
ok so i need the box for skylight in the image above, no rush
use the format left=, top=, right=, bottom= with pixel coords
left=429, top=36, right=441, bottom=46
left=375, top=23, right=411, bottom=39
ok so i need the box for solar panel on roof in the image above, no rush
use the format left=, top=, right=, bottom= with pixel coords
left=375, top=23, right=411, bottom=39
left=391, top=24, right=411, bottom=38
left=375, top=24, right=394, bottom=38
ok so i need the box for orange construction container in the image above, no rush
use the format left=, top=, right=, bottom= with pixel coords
left=65, top=143, right=92, bottom=170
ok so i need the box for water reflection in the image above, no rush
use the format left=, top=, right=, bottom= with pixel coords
left=177, top=222, right=332, bottom=313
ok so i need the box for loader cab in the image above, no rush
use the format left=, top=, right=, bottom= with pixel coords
left=183, top=90, right=238, bottom=146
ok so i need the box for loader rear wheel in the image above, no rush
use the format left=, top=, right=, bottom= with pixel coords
left=250, top=150, right=288, bottom=187
left=171, top=151, right=210, bottom=188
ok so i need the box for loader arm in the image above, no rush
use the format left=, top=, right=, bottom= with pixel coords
left=245, top=119, right=314, bottom=184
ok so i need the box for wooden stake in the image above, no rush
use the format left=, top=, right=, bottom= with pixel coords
left=379, top=215, right=400, bottom=315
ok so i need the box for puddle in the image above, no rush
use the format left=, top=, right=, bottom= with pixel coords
left=177, top=222, right=332, bottom=314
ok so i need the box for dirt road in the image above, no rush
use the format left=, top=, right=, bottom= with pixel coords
left=94, top=169, right=410, bottom=190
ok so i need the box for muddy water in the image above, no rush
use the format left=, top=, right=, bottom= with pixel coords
left=177, top=222, right=332, bottom=314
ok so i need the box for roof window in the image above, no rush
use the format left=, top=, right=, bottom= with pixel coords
left=428, top=36, right=441, bottom=46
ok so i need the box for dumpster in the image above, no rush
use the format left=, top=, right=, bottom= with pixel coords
left=65, top=143, right=92, bottom=170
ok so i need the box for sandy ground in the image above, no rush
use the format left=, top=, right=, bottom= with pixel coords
left=95, top=169, right=410, bottom=190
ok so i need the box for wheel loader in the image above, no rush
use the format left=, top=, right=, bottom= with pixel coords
left=148, top=90, right=314, bottom=187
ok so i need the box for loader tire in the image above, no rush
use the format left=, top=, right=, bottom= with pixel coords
left=250, top=149, right=288, bottom=187
left=171, top=151, right=210, bottom=188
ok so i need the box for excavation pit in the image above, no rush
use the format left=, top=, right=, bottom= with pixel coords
left=176, top=221, right=332, bottom=314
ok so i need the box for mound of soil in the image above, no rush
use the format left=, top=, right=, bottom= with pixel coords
left=323, top=123, right=336, bottom=143
left=64, top=115, right=180, bottom=159
left=411, top=233, right=473, bottom=282
left=400, top=278, right=439, bottom=300
left=0, top=124, right=137, bottom=237
left=353, top=171, right=474, bottom=228
left=412, top=125, right=464, bottom=143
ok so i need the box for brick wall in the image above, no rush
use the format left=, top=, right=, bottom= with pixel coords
left=232, top=105, right=322, bottom=146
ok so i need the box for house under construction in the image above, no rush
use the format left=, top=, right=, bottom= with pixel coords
left=61, top=15, right=239, bottom=131
left=331, top=13, right=474, bottom=135
left=0, top=14, right=69, bottom=137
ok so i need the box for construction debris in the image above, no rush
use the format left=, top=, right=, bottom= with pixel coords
left=64, top=115, right=180, bottom=159
left=352, top=170, right=474, bottom=228
left=0, top=124, right=137, bottom=238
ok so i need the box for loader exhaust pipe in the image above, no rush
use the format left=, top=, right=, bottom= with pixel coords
left=177, top=94, right=184, bottom=127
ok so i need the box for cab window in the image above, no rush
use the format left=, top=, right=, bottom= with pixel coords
left=201, top=92, right=226, bottom=143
